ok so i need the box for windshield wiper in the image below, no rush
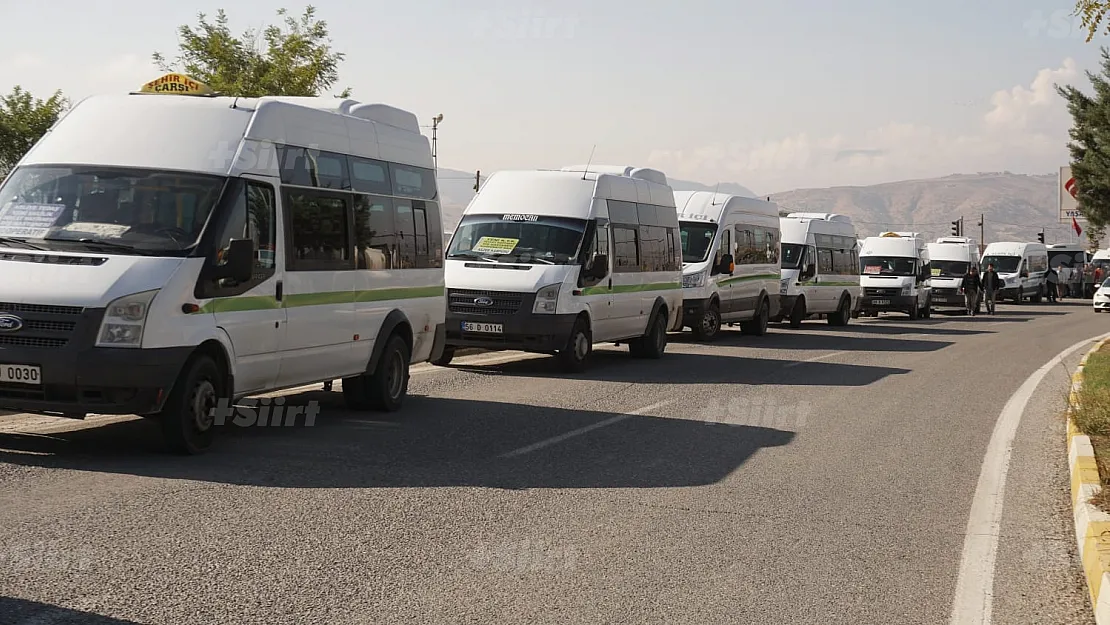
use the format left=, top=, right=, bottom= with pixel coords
left=0, top=236, right=47, bottom=250
left=449, top=250, right=502, bottom=262
left=43, top=238, right=151, bottom=255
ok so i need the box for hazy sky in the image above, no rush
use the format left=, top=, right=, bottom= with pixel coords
left=0, top=0, right=1103, bottom=195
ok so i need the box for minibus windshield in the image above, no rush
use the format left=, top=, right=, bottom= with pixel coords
left=0, top=165, right=225, bottom=255
left=447, top=214, right=587, bottom=265
left=781, top=243, right=806, bottom=269
left=980, top=255, right=1020, bottom=273
left=931, top=259, right=968, bottom=277
left=679, top=221, right=717, bottom=263
left=861, top=256, right=915, bottom=276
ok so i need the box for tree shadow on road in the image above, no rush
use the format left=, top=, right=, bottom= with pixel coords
left=0, top=396, right=795, bottom=490
left=0, top=597, right=144, bottom=624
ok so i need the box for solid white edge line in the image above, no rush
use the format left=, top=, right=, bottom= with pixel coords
left=499, top=399, right=674, bottom=459
left=947, top=331, right=1110, bottom=625
left=783, top=350, right=850, bottom=368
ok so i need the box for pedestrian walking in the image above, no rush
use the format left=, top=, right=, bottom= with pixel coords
left=1046, top=266, right=1058, bottom=302
left=960, top=265, right=982, bottom=315
left=981, top=263, right=1002, bottom=315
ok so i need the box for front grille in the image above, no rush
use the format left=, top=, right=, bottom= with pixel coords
left=0, top=301, right=83, bottom=349
left=448, top=289, right=524, bottom=316
left=864, top=287, right=900, bottom=297
left=932, top=287, right=958, bottom=296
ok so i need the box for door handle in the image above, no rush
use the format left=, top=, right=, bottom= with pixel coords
left=275, top=280, right=283, bottom=301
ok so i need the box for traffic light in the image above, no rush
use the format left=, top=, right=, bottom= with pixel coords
left=951, top=220, right=961, bottom=236
left=1037, top=231, right=1045, bottom=243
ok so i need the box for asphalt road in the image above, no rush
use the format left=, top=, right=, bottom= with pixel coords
left=0, top=299, right=1105, bottom=624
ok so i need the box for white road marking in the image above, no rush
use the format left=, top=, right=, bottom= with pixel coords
left=782, top=350, right=850, bottom=368
left=499, top=399, right=673, bottom=458
left=947, top=331, right=1110, bottom=625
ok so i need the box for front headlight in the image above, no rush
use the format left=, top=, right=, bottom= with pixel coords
left=533, top=284, right=561, bottom=314
left=96, top=290, right=158, bottom=348
left=682, top=271, right=706, bottom=288
left=779, top=278, right=789, bottom=294
left=901, top=284, right=912, bottom=296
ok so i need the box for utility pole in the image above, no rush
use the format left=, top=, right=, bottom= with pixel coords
left=431, top=114, right=443, bottom=172
left=474, top=170, right=481, bottom=192
left=978, top=214, right=985, bottom=254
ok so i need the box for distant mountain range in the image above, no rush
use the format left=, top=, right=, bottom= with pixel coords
left=436, top=168, right=1081, bottom=246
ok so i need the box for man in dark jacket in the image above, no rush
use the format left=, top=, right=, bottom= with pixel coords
left=981, top=263, right=1002, bottom=315
left=961, top=266, right=982, bottom=315
left=1046, top=267, right=1058, bottom=303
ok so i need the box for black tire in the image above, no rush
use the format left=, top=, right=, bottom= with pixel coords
left=742, top=299, right=770, bottom=335
left=159, top=355, right=224, bottom=455
left=430, top=346, right=455, bottom=367
left=827, top=296, right=850, bottom=326
left=923, top=296, right=932, bottom=318
left=1031, top=285, right=1042, bottom=303
left=343, top=334, right=410, bottom=412
left=1015, top=287, right=1023, bottom=304
left=908, top=302, right=919, bottom=320
left=557, top=317, right=592, bottom=373
left=788, top=298, right=806, bottom=328
left=691, top=301, right=722, bottom=341
left=630, top=310, right=668, bottom=359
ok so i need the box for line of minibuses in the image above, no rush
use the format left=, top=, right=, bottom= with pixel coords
left=0, top=74, right=1065, bottom=454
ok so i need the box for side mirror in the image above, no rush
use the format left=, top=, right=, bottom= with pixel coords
left=586, top=254, right=608, bottom=279
left=1020, top=270, right=1029, bottom=278
left=720, top=253, right=735, bottom=274
left=800, top=263, right=815, bottom=281
left=213, top=238, right=255, bottom=284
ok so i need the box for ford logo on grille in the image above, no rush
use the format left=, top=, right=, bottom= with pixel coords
left=0, top=314, right=23, bottom=332
left=474, top=297, right=494, bottom=306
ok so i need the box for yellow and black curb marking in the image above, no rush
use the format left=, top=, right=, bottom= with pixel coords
left=1067, top=336, right=1110, bottom=623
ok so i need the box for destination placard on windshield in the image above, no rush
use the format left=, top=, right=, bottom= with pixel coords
left=472, top=236, right=520, bottom=254
left=0, top=203, right=65, bottom=238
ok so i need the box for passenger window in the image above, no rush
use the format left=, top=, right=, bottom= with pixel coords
left=395, top=199, right=417, bottom=268
left=389, top=163, right=437, bottom=199
left=286, top=190, right=351, bottom=271
left=424, top=201, right=445, bottom=268
left=350, top=157, right=392, bottom=195
left=277, top=146, right=313, bottom=186
left=308, top=151, right=350, bottom=190
left=413, top=201, right=430, bottom=268
left=613, top=226, right=639, bottom=272
left=713, top=228, right=731, bottom=274
left=354, top=195, right=396, bottom=270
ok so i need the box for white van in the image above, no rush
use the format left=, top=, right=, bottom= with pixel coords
left=927, top=237, right=980, bottom=311
left=675, top=191, right=781, bottom=340
left=858, top=232, right=932, bottom=318
left=979, top=242, right=1049, bottom=302
left=0, top=74, right=447, bottom=454
left=773, top=213, right=861, bottom=327
left=437, top=165, right=683, bottom=371
left=1092, top=249, right=1110, bottom=273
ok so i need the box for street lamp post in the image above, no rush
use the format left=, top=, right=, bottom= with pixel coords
left=431, top=113, right=443, bottom=171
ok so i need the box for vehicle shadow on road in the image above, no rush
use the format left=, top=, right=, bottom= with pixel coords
left=0, top=597, right=143, bottom=624
left=445, top=350, right=909, bottom=385
left=671, top=331, right=953, bottom=352
left=0, top=396, right=795, bottom=489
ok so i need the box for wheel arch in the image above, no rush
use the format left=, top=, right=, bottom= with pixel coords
left=368, top=309, right=413, bottom=373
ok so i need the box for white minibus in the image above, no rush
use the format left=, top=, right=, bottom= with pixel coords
left=437, top=165, right=683, bottom=371
left=979, top=241, right=1049, bottom=302
left=773, top=213, right=861, bottom=327
left=0, top=73, right=446, bottom=454
left=675, top=191, right=781, bottom=340
left=927, top=237, right=979, bottom=311
left=858, top=232, right=932, bottom=318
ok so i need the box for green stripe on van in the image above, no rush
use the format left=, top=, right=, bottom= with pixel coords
left=577, top=282, right=681, bottom=296
left=717, top=273, right=780, bottom=286
left=196, top=285, right=444, bottom=314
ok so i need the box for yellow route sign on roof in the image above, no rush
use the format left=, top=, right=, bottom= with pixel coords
left=138, top=73, right=215, bottom=95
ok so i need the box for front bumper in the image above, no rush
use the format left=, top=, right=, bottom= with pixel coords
left=444, top=289, right=578, bottom=352
left=0, top=306, right=191, bottom=417
left=859, top=295, right=916, bottom=311
left=1095, top=298, right=1110, bottom=311
left=682, top=298, right=711, bottom=327
left=930, top=288, right=966, bottom=307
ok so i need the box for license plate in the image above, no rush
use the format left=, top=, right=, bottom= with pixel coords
left=462, top=321, right=502, bottom=334
left=0, top=364, right=40, bottom=385
left=872, top=299, right=890, bottom=305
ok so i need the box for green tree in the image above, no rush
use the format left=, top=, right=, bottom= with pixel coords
left=0, top=86, right=68, bottom=178
left=1058, top=48, right=1110, bottom=228
left=152, top=6, right=350, bottom=98
left=1077, top=0, right=1110, bottom=41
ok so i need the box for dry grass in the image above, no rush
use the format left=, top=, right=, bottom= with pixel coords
left=1074, top=347, right=1110, bottom=511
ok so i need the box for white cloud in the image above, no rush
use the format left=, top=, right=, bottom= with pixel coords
left=648, top=59, right=1080, bottom=194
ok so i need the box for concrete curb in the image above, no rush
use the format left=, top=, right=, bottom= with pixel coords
left=1067, top=336, right=1110, bottom=624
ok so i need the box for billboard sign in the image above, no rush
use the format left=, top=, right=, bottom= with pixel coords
left=1061, top=165, right=1084, bottom=223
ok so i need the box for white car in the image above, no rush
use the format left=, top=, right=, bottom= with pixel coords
left=1094, top=277, right=1110, bottom=312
